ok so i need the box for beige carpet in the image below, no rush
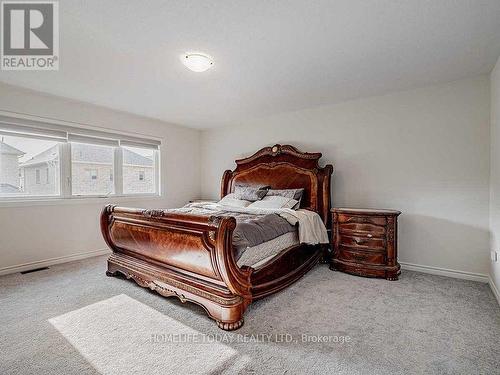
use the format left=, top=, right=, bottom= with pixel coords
left=1, top=255, right=499, bottom=374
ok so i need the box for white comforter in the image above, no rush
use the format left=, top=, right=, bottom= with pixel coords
left=190, top=202, right=329, bottom=245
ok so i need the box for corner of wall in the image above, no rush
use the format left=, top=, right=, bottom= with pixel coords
left=489, top=54, right=500, bottom=304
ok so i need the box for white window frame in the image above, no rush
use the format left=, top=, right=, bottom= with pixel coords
left=0, top=111, right=162, bottom=206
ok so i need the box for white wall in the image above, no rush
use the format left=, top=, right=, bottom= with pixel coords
left=489, top=57, right=500, bottom=297
left=0, top=76, right=493, bottom=280
left=0, top=83, right=201, bottom=273
left=201, top=76, right=491, bottom=276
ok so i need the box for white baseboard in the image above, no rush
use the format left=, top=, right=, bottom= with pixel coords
left=400, top=262, right=489, bottom=283
left=3, top=250, right=498, bottom=306
left=0, top=248, right=110, bottom=276
left=489, top=277, right=500, bottom=306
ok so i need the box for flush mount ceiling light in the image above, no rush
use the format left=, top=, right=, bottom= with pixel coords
left=181, top=53, right=214, bottom=72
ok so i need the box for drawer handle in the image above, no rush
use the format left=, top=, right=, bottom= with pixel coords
left=354, top=238, right=366, bottom=245
left=353, top=255, right=366, bottom=261
left=367, top=234, right=373, bottom=238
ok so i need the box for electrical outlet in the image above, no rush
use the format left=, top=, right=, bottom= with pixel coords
left=492, top=251, right=499, bottom=263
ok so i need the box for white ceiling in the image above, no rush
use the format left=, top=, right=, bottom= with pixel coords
left=1, top=0, right=500, bottom=129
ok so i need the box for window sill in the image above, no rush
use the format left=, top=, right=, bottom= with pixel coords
left=0, top=194, right=163, bottom=208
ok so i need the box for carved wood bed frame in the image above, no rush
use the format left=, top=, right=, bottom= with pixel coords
left=102, top=144, right=333, bottom=330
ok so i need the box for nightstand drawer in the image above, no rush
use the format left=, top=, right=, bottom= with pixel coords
left=339, top=234, right=385, bottom=251
left=338, top=248, right=386, bottom=265
left=337, top=214, right=387, bottom=226
left=339, top=224, right=385, bottom=238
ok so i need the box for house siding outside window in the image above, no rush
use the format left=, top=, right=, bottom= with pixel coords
left=122, top=148, right=154, bottom=194
left=19, top=146, right=60, bottom=195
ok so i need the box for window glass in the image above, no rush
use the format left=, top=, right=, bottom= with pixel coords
left=1, top=129, right=159, bottom=201
left=0, top=135, right=60, bottom=197
left=71, top=143, right=114, bottom=196
left=122, top=146, right=156, bottom=194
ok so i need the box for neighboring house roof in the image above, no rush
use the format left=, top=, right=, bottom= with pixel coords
left=20, top=145, right=58, bottom=168
left=20, top=143, right=153, bottom=168
left=0, top=183, right=21, bottom=193
left=0, top=141, right=25, bottom=156
left=123, top=148, right=153, bottom=166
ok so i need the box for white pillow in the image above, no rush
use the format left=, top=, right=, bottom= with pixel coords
left=218, top=193, right=252, bottom=208
left=248, top=195, right=299, bottom=209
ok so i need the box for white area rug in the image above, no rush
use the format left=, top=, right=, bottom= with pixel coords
left=49, top=294, right=247, bottom=374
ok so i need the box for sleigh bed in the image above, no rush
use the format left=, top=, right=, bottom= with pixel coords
left=101, top=144, right=333, bottom=330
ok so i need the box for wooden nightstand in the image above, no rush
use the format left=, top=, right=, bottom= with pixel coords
left=331, top=208, right=401, bottom=280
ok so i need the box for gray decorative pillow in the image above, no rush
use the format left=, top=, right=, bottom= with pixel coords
left=266, top=188, right=304, bottom=209
left=266, top=188, right=304, bottom=201
left=233, top=185, right=269, bottom=201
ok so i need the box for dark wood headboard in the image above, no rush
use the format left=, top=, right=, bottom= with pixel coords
left=220, top=144, right=333, bottom=225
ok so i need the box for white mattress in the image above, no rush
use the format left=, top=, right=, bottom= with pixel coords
left=236, top=231, right=299, bottom=268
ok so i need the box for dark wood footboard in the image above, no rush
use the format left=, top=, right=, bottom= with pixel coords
left=101, top=204, right=252, bottom=330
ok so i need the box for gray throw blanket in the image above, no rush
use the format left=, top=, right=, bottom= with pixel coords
left=232, top=213, right=295, bottom=254
left=165, top=203, right=296, bottom=259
